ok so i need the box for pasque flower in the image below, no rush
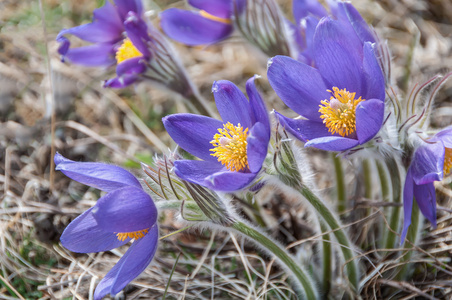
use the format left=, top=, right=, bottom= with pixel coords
left=267, top=14, right=385, bottom=152
left=401, top=128, right=452, bottom=242
left=57, top=0, right=153, bottom=88
left=160, top=0, right=233, bottom=46
left=55, top=153, right=158, bottom=300
left=163, top=76, right=270, bottom=192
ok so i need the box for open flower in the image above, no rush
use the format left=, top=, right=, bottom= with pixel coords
left=163, top=76, right=270, bottom=192
left=401, top=128, right=452, bottom=242
left=267, top=15, right=385, bottom=152
left=57, top=0, right=153, bottom=88
left=55, top=153, right=158, bottom=300
left=160, top=0, right=233, bottom=46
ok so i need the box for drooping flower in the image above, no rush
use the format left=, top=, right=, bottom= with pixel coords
left=55, top=153, right=159, bottom=300
left=267, top=13, right=385, bottom=152
left=162, top=76, right=270, bottom=192
left=401, top=127, right=452, bottom=242
left=160, top=0, right=233, bottom=46
left=56, top=0, right=153, bottom=88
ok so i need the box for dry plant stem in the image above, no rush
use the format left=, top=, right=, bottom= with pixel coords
left=298, top=185, right=359, bottom=291
left=384, top=157, right=403, bottom=250
left=231, top=220, right=318, bottom=299
left=332, top=154, right=346, bottom=214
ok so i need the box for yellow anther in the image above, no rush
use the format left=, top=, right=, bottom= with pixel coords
left=444, top=148, right=452, bottom=175
left=318, top=87, right=364, bottom=137
left=199, top=10, right=231, bottom=24
left=116, top=38, right=142, bottom=64
left=210, top=122, right=249, bottom=172
left=116, top=228, right=149, bottom=241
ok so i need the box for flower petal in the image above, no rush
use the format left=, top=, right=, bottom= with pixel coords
left=174, top=160, right=224, bottom=186
left=246, top=75, right=270, bottom=135
left=189, top=0, right=232, bottom=18
left=247, top=122, right=269, bottom=173
left=104, top=74, right=139, bottom=88
left=293, top=0, right=327, bottom=25
left=160, top=9, right=233, bottom=46
left=212, top=80, right=252, bottom=129
left=60, top=207, right=130, bottom=253
left=432, top=126, right=452, bottom=148
left=116, top=57, right=146, bottom=76
left=401, top=168, right=414, bottom=244
left=413, top=182, right=437, bottom=228
left=93, top=186, right=157, bottom=233
left=362, top=42, right=385, bottom=101
left=267, top=55, right=329, bottom=120
left=124, top=12, right=151, bottom=58
left=163, top=114, right=223, bottom=162
left=205, top=170, right=257, bottom=191
left=114, top=0, right=143, bottom=20
left=305, top=136, right=359, bottom=151
left=355, top=99, right=384, bottom=144
left=54, top=153, right=142, bottom=192
left=93, top=224, right=158, bottom=300
left=410, top=142, right=444, bottom=185
left=313, top=17, right=364, bottom=95
left=337, top=2, right=376, bottom=45
left=275, top=112, right=330, bottom=142
left=59, top=43, right=116, bottom=67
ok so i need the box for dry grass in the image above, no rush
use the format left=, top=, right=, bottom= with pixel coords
left=1, top=0, right=452, bottom=299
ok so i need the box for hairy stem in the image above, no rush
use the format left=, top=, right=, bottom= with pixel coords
left=384, top=157, right=403, bottom=249
left=332, top=154, right=347, bottom=214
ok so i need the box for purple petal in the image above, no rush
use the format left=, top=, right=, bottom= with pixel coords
left=116, top=57, right=146, bottom=76
left=60, top=43, right=116, bottom=67
left=163, top=114, right=223, bottom=162
left=60, top=207, right=130, bottom=253
left=205, top=171, right=257, bottom=191
left=267, top=55, right=329, bottom=120
left=189, top=0, right=232, bottom=18
left=124, top=12, right=151, bottom=58
left=174, top=160, right=225, bottom=186
left=93, top=224, right=158, bottom=300
left=362, top=42, right=385, bottom=101
left=275, top=112, right=331, bottom=142
left=93, top=186, right=157, bottom=233
left=338, top=2, right=376, bottom=45
left=313, top=17, right=364, bottom=95
left=160, top=9, right=233, bottom=46
left=410, top=142, right=444, bottom=185
left=247, top=122, right=269, bottom=173
left=293, top=0, right=327, bottom=25
left=54, top=153, right=142, bottom=192
left=104, top=74, right=140, bottom=88
left=212, top=80, right=252, bottom=129
left=401, top=168, right=414, bottom=244
left=413, top=182, right=437, bottom=228
left=114, top=0, right=143, bottom=20
left=432, top=126, right=452, bottom=148
left=305, top=136, right=359, bottom=151
left=355, top=99, right=384, bottom=144
left=246, top=75, right=270, bottom=134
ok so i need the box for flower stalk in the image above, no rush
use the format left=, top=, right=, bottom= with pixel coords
left=383, top=157, right=403, bottom=250
left=332, top=154, right=346, bottom=214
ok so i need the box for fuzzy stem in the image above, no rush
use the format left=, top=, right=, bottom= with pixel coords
left=332, top=154, right=347, bottom=214
left=298, top=186, right=359, bottom=291
left=231, top=220, right=318, bottom=299
left=363, top=160, right=372, bottom=200
left=156, top=200, right=199, bottom=211
left=320, top=221, right=331, bottom=296
left=384, top=157, right=403, bottom=249
left=376, top=160, right=391, bottom=249
left=396, top=201, right=422, bottom=280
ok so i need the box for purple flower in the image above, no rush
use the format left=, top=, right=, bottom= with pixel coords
left=55, top=153, right=158, bottom=300
left=267, top=14, right=385, bottom=152
left=57, top=0, right=153, bottom=88
left=401, top=128, right=452, bottom=242
left=162, top=76, right=270, bottom=192
left=160, top=0, right=233, bottom=46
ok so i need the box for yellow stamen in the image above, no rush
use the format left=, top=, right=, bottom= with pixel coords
left=199, top=10, right=231, bottom=24
left=116, top=38, right=142, bottom=64
left=210, top=122, right=249, bottom=172
left=444, top=148, right=452, bottom=175
left=116, top=228, right=149, bottom=241
left=318, top=87, right=365, bottom=137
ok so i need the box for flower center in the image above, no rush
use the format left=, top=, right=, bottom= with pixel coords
left=116, top=228, right=149, bottom=241
left=199, top=10, right=231, bottom=24
left=210, top=122, right=249, bottom=172
left=444, top=147, right=452, bottom=175
left=116, top=38, right=142, bottom=64
left=318, top=87, right=365, bottom=137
